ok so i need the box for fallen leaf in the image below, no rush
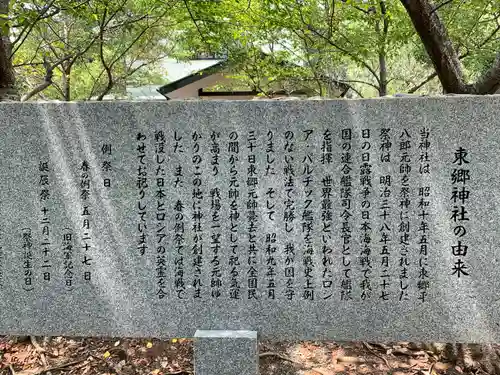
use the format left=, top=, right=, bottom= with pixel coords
left=297, top=344, right=315, bottom=359
left=331, top=347, right=346, bottom=363
left=311, top=367, right=336, bottom=375
left=434, top=362, right=452, bottom=371
left=3, top=351, right=32, bottom=365
left=332, top=363, right=346, bottom=372
left=15, top=368, right=44, bottom=375
left=357, top=364, right=373, bottom=374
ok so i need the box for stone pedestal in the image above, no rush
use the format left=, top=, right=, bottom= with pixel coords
left=194, top=330, right=258, bottom=375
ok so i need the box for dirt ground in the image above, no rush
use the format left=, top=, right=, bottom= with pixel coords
left=0, top=336, right=491, bottom=375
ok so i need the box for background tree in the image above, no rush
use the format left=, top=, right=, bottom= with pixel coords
left=0, top=0, right=498, bottom=100
left=7, top=0, right=185, bottom=101
left=179, top=0, right=498, bottom=97
left=0, top=0, right=16, bottom=100
left=400, top=0, right=499, bottom=94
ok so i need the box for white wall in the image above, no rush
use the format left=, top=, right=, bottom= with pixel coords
left=166, top=73, right=231, bottom=99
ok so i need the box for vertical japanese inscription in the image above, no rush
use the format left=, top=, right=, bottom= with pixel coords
left=398, top=130, right=412, bottom=301
left=8, top=113, right=480, bottom=304
left=210, top=131, right=222, bottom=299
left=62, top=228, right=74, bottom=291
left=246, top=131, right=259, bottom=300
left=155, top=131, right=167, bottom=299
left=378, top=129, right=393, bottom=301
left=173, top=131, right=186, bottom=299
left=451, top=147, right=471, bottom=278
left=101, top=144, right=112, bottom=188
left=301, top=129, right=315, bottom=301
left=340, top=129, right=353, bottom=301
left=264, top=131, right=277, bottom=301
left=22, top=228, right=34, bottom=291
left=137, top=133, right=148, bottom=256
left=228, top=131, right=241, bottom=300
left=191, top=131, right=204, bottom=299
left=39, top=160, right=52, bottom=282
left=359, top=130, right=373, bottom=300
left=283, top=131, right=296, bottom=300
left=417, top=128, right=431, bottom=301
left=80, top=161, right=92, bottom=282
left=321, top=130, right=334, bottom=300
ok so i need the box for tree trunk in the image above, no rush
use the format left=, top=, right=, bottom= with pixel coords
left=378, top=53, right=387, bottom=96
left=62, top=70, right=71, bottom=101
left=377, top=1, right=389, bottom=97
left=0, top=0, right=16, bottom=100
left=399, top=0, right=499, bottom=95
left=399, top=0, right=468, bottom=93
left=473, top=53, right=500, bottom=94
left=399, top=0, right=469, bottom=94
left=61, top=19, right=71, bottom=101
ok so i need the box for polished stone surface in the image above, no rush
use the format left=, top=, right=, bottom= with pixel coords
left=0, top=97, right=499, bottom=342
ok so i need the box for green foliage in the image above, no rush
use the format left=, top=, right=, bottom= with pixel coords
left=173, top=0, right=498, bottom=97
left=5, top=0, right=500, bottom=100
left=10, top=0, right=183, bottom=100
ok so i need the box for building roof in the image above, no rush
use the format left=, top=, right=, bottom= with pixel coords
left=155, top=55, right=351, bottom=99
left=157, top=59, right=226, bottom=97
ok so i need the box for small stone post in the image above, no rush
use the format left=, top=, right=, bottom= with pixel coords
left=194, top=330, right=258, bottom=375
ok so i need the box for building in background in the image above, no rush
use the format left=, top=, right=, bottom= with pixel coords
left=126, top=57, right=349, bottom=100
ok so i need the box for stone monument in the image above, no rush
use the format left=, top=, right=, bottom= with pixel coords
left=0, top=96, right=499, bottom=374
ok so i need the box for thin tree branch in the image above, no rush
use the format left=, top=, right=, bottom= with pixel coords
left=66, top=1, right=129, bottom=71
left=183, top=0, right=211, bottom=54
left=12, top=8, right=60, bottom=28
left=341, top=79, right=380, bottom=90
left=341, top=0, right=371, bottom=15
left=431, top=0, right=454, bottom=14
left=327, top=79, right=364, bottom=97
left=327, top=0, right=335, bottom=38
left=462, top=0, right=491, bottom=37
left=13, top=61, right=44, bottom=68
left=343, top=84, right=363, bottom=98
left=109, top=26, right=152, bottom=68
left=21, top=54, right=72, bottom=101
left=408, top=72, right=438, bottom=93
left=295, top=3, right=380, bottom=84
left=96, top=9, right=167, bottom=100
left=107, top=14, right=149, bottom=30
left=11, top=0, right=58, bottom=57
left=305, top=26, right=381, bottom=84
left=28, top=38, right=44, bottom=65
left=476, top=24, right=500, bottom=49
left=303, top=39, right=325, bottom=96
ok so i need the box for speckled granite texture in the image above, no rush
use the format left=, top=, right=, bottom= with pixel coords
left=194, top=330, right=258, bottom=375
left=0, top=97, right=499, bottom=342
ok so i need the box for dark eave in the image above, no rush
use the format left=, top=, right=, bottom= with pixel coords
left=157, top=60, right=227, bottom=98
left=198, top=88, right=312, bottom=97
